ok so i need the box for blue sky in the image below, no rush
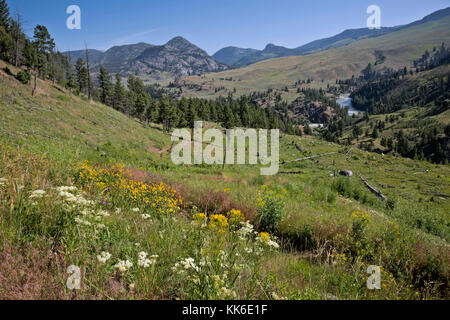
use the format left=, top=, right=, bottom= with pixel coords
left=6, top=0, right=450, bottom=54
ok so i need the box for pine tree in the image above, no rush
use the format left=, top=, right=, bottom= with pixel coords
left=23, top=41, right=38, bottom=95
left=372, top=127, right=379, bottom=139
left=128, top=74, right=146, bottom=95
left=0, top=0, right=10, bottom=29
left=65, top=50, right=76, bottom=96
left=133, top=93, right=148, bottom=119
left=396, top=130, right=409, bottom=155
left=144, top=99, right=157, bottom=125
left=98, top=66, right=112, bottom=105
left=158, top=96, right=175, bottom=132
left=186, top=102, right=198, bottom=128
left=33, top=24, right=54, bottom=55
left=33, top=25, right=54, bottom=79
left=222, top=104, right=235, bottom=129
left=113, top=73, right=124, bottom=111
left=66, top=71, right=76, bottom=96
left=0, top=0, right=12, bottom=62
left=75, top=58, right=88, bottom=93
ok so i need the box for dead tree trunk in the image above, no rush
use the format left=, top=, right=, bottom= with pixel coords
left=85, top=42, right=91, bottom=101
left=32, top=71, right=37, bottom=96
left=282, top=152, right=337, bottom=164
left=357, top=173, right=386, bottom=200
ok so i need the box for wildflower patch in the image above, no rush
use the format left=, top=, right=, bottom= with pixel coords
left=76, top=161, right=183, bottom=216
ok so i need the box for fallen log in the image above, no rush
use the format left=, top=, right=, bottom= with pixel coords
left=357, top=173, right=386, bottom=200
left=281, top=152, right=337, bottom=164
left=279, top=170, right=304, bottom=174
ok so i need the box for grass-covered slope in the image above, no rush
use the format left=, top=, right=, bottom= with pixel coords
left=0, top=60, right=449, bottom=300
left=0, top=60, right=170, bottom=168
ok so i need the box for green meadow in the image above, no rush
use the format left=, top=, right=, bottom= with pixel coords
left=1, top=60, right=448, bottom=300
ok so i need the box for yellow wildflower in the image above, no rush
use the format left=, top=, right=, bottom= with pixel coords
left=209, top=214, right=229, bottom=234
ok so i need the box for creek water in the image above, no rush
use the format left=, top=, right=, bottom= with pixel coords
left=336, top=94, right=362, bottom=116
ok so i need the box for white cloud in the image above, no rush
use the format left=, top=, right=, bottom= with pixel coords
left=101, top=28, right=158, bottom=49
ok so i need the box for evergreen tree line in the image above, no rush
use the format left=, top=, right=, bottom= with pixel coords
left=94, top=65, right=302, bottom=134
left=413, top=43, right=450, bottom=72
left=351, top=45, right=450, bottom=115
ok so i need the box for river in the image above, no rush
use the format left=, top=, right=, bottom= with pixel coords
left=336, top=94, right=362, bottom=116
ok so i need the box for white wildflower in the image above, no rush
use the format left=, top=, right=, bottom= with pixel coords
left=59, top=191, right=77, bottom=202
left=141, top=214, right=151, bottom=220
left=244, top=247, right=253, bottom=254
left=115, top=259, right=133, bottom=272
left=97, top=251, right=111, bottom=264
left=237, top=221, right=255, bottom=239
left=56, top=186, right=78, bottom=193
left=29, top=189, right=46, bottom=199
left=80, top=209, right=92, bottom=216
left=138, top=252, right=158, bottom=268
left=74, top=217, right=91, bottom=226
left=267, top=239, right=280, bottom=249
left=175, top=257, right=199, bottom=272
left=132, top=208, right=140, bottom=212
left=97, top=210, right=110, bottom=217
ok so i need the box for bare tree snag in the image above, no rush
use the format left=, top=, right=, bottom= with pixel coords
left=281, top=152, right=337, bottom=164
left=357, top=173, right=386, bottom=200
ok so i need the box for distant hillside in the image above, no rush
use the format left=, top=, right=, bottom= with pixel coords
left=213, top=7, right=450, bottom=68
left=65, top=37, right=227, bottom=83
left=65, top=49, right=105, bottom=66
left=229, top=27, right=399, bottom=68
left=180, top=10, right=450, bottom=99
left=212, top=47, right=259, bottom=66
left=321, top=46, right=450, bottom=164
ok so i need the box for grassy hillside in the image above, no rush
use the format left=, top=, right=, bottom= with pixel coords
left=177, top=15, right=450, bottom=99
left=0, top=60, right=449, bottom=300
left=0, top=60, right=170, bottom=168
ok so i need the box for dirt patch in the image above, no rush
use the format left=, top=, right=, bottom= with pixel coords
left=125, top=167, right=163, bottom=184
left=176, top=185, right=256, bottom=221
left=148, top=144, right=171, bottom=157
left=0, top=242, right=68, bottom=300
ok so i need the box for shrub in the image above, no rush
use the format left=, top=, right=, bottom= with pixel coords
left=327, top=190, right=337, bottom=203
left=386, top=197, right=396, bottom=210
left=255, top=185, right=285, bottom=233
left=332, top=177, right=352, bottom=198
left=349, top=211, right=372, bottom=259
left=15, top=70, right=31, bottom=84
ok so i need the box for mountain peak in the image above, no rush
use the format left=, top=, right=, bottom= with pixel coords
left=264, top=43, right=277, bottom=50
left=165, top=36, right=194, bottom=49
